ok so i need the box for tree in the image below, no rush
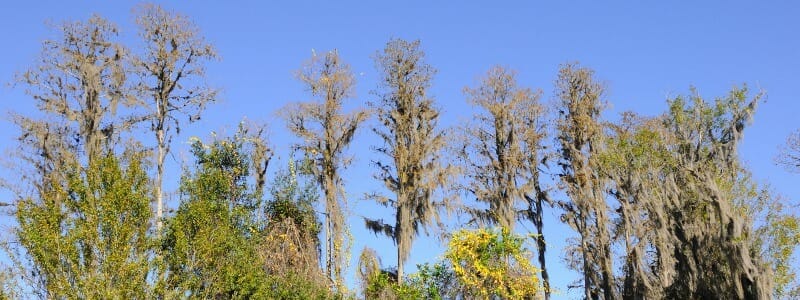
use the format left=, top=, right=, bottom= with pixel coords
left=12, top=15, right=151, bottom=298
left=132, top=3, right=218, bottom=232
left=777, top=129, right=800, bottom=173
left=458, top=66, right=538, bottom=229
left=554, top=63, right=615, bottom=299
left=16, top=151, right=153, bottom=298
left=653, top=87, right=771, bottom=298
left=457, top=66, right=552, bottom=297
left=599, top=87, right=781, bottom=299
left=751, top=190, right=800, bottom=298
left=160, top=128, right=271, bottom=298
left=283, top=49, right=368, bottom=290
left=366, top=39, right=451, bottom=283
left=597, top=113, right=666, bottom=299
left=15, top=15, right=131, bottom=173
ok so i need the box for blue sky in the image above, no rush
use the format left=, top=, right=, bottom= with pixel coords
left=1, top=1, right=798, bottom=298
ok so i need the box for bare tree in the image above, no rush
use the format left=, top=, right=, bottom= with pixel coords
left=132, top=3, right=218, bottom=232
left=366, top=39, right=450, bottom=283
left=554, top=63, right=616, bottom=300
left=16, top=15, right=130, bottom=164
left=777, top=130, right=800, bottom=173
left=283, top=49, right=368, bottom=291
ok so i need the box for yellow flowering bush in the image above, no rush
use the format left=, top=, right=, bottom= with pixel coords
left=445, top=227, right=542, bottom=299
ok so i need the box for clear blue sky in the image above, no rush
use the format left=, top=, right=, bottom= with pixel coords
left=1, top=1, right=798, bottom=298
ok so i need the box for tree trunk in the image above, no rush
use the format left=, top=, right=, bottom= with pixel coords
left=581, top=226, right=594, bottom=300
left=324, top=175, right=335, bottom=289
left=597, top=207, right=617, bottom=300
left=530, top=192, right=550, bottom=300
left=156, top=127, right=165, bottom=232
left=396, top=201, right=409, bottom=284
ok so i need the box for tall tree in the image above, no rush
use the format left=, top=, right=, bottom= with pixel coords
left=458, top=66, right=535, bottom=229
left=283, top=49, right=368, bottom=291
left=520, top=95, right=553, bottom=300
left=132, top=3, right=218, bottom=232
left=554, top=63, right=616, bottom=300
left=599, top=113, right=673, bottom=299
left=366, top=39, right=450, bottom=283
left=17, top=151, right=153, bottom=298
left=654, top=87, right=771, bottom=298
left=598, top=87, right=785, bottom=298
left=457, top=66, right=552, bottom=297
left=10, top=14, right=147, bottom=299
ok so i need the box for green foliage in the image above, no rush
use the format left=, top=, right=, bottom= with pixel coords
left=162, top=131, right=332, bottom=298
left=363, top=271, right=396, bottom=299
left=188, top=132, right=255, bottom=210
left=361, top=270, right=430, bottom=300
left=265, top=272, right=334, bottom=300
left=752, top=191, right=800, bottom=298
left=403, top=262, right=456, bottom=300
left=266, top=159, right=320, bottom=237
left=16, top=152, right=154, bottom=298
left=358, top=247, right=449, bottom=300
left=161, top=134, right=270, bottom=298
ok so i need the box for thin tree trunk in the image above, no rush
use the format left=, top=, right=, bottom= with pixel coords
left=596, top=200, right=616, bottom=300
left=324, top=156, right=342, bottom=290
left=528, top=191, right=551, bottom=300
left=396, top=200, right=408, bottom=284
left=156, top=127, right=165, bottom=232
left=396, top=243, right=404, bottom=285
left=325, top=204, right=332, bottom=285
left=581, top=226, right=594, bottom=300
